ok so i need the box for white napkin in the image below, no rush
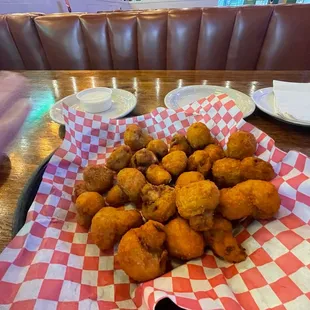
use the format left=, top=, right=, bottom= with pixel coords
left=273, top=80, right=310, bottom=123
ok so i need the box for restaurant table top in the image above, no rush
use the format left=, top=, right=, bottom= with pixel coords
left=0, top=70, right=309, bottom=252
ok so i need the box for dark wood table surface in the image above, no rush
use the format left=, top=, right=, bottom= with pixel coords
left=0, top=70, right=310, bottom=252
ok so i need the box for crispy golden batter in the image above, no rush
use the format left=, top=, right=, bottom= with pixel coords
left=219, top=187, right=252, bottom=220
left=117, top=168, right=146, bottom=203
left=212, top=158, right=242, bottom=188
left=212, top=214, right=233, bottom=231
left=204, top=144, right=225, bottom=163
left=176, top=180, right=220, bottom=219
left=146, top=164, right=172, bottom=185
left=73, top=181, right=87, bottom=202
left=91, top=207, right=143, bottom=251
left=226, top=131, right=257, bottom=160
left=219, top=180, right=280, bottom=220
left=204, top=229, right=246, bottom=263
left=106, top=145, right=132, bottom=171
left=204, top=214, right=246, bottom=263
left=189, top=210, right=214, bottom=231
left=83, top=164, right=114, bottom=193
left=165, top=217, right=204, bottom=260
left=169, top=134, right=192, bottom=156
left=187, top=123, right=212, bottom=150
left=147, top=139, right=168, bottom=159
left=188, top=150, right=212, bottom=178
left=240, top=157, right=275, bottom=181
left=175, top=171, right=204, bottom=188
left=105, top=185, right=128, bottom=207
left=117, top=220, right=168, bottom=282
left=124, top=124, right=152, bottom=151
left=76, top=192, right=105, bottom=229
left=250, top=180, right=281, bottom=219
left=130, top=148, right=158, bottom=174
left=162, top=151, right=187, bottom=177
left=141, top=184, right=176, bottom=223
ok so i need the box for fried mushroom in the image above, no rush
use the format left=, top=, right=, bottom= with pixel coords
left=146, top=164, right=172, bottom=185
left=169, top=134, right=192, bottom=156
left=188, top=150, right=212, bottom=178
left=117, top=168, right=146, bottom=203
left=117, top=220, right=168, bottom=282
left=83, top=164, right=114, bottom=193
left=187, top=122, right=212, bottom=150
left=175, top=171, right=204, bottom=188
left=106, top=145, right=132, bottom=171
left=124, top=124, right=152, bottom=151
left=226, top=131, right=257, bottom=160
left=141, top=184, right=176, bottom=223
left=212, top=158, right=242, bottom=188
left=130, top=148, right=158, bottom=174
left=162, top=151, right=187, bottom=177
left=105, top=185, right=128, bottom=207
left=176, top=180, right=220, bottom=219
left=147, top=139, right=168, bottom=159
left=165, top=217, right=204, bottom=260
left=91, top=207, right=143, bottom=251
left=76, top=192, right=105, bottom=229
left=204, top=144, right=225, bottom=164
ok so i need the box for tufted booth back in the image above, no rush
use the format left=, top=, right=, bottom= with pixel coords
left=1, top=5, right=310, bottom=70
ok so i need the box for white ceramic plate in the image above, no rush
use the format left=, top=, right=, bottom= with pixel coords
left=50, top=89, right=137, bottom=125
left=251, top=87, right=310, bottom=127
left=164, top=85, right=255, bottom=118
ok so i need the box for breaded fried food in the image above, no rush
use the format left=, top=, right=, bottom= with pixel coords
left=162, top=151, right=187, bottom=177
left=165, top=217, right=204, bottom=260
left=226, top=131, right=257, bottom=160
left=219, top=187, right=252, bottom=220
left=91, top=207, right=143, bottom=251
left=187, top=122, right=212, bottom=150
left=219, top=180, right=280, bottom=220
left=169, top=134, right=192, bottom=156
left=124, top=124, right=152, bottom=151
left=212, top=214, right=233, bottom=231
left=76, top=192, right=105, bottom=229
left=141, top=184, right=176, bottom=223
left=146, top=164, right=172, bottom=185
left=73, top=181, right=87, bottom=202
left=204, top=214, right=246, bottom=263
left=188, top=150, right=212, bottom=178
left=83, top=164, right=114, bottom=193
left=204, top=144, right=225, bottom=163
left=189, top=210, right=214, bottom=231
left=212, top=158, right=242, bottom=188
left=117, top=220, right=168, bottom=282
left=204, top=230, right=246, bottom=263
left=117, top=168, right=146, bottom=203
left=130, top=148, right=158, bottom=174
left=175, top=171, right=204, bottom=188
left=147, top=139, right=168, bottom=159
left=106, top=145, right=132, bottom=171
left=105, top=185, right=128, bottom=207
left=176, top=180, right=220, bottom=219
left=240, top=157, right=275, bottom=181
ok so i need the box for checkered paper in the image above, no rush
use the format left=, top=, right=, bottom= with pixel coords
left=0, top=93, right=309, bottom=310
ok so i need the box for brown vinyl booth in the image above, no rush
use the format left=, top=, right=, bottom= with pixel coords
left=1, top=4, right=310, bottom=71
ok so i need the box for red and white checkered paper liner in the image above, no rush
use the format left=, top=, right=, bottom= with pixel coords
left=0, top=94, right=309, bottom=310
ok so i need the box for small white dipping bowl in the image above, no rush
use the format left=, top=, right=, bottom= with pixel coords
left=76, top=87, right=112, bottom=113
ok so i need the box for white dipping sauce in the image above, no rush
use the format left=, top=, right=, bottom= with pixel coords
left=81, top=92, right=111, bottom=102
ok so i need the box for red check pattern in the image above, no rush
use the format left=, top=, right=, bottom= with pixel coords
left=0, top=94, right=309, bottom=309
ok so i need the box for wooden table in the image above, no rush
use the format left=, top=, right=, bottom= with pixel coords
left=0, top=70, right=309, bottom=252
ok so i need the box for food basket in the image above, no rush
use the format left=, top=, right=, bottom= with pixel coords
left=0, top=93, right=309, bottom=310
